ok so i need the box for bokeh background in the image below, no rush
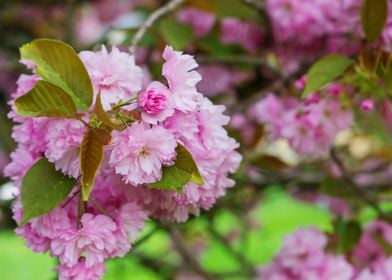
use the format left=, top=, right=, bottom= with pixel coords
left=1, top=0, right=391, bottom=279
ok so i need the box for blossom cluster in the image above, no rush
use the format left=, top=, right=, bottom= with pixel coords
left=5, top=45, right=241, bottom=279
left=177, top=7, right=263, bottom=52
left=249, top=86, right=353, bottom=157
left=258, top=228, right=354, bottom=279
left=265, top=0, right=392, bottom=67
left=258, top=225, right=392, bottom=280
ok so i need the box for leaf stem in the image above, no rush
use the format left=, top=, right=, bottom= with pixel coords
left=111, top=97, right=137, bottom=111
left=116, top=112, right=128, bottom=127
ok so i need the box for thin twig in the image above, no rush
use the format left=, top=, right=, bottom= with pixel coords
left=116, top=112, right=128, bottom=127
left=61, top=190, right=80, bottom=208
left=77, top=192, right=85, bottom=229
left=133, top=252, right=175, bottom=278
left=132, top=225, right=159, bottom=250
left=170, top=225, right=216, bottom=280
left=207, top=224, right=256, bottom=277
left=90, top=198, right=115, bottom=220
left=129, top=0, right=186, bottom=54
left=111, top=97, right=137, bottom=111
left=330, top=149, right=391, bottom=222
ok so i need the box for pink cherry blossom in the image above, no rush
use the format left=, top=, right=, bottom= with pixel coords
left=13, top=200, right=51, bottom=252
left=110, top=122, right=177, bottom=185
left=11, top=118, right=50, bottom=156
left=356, top=258, right=392, bottom=280
left=4, top=147, right=37, bottom=186
left=162, top=46, right=202, bottom=112
left=30, top=207, right=72, bottom=239
left=251, top=93, right=353, bottom=157
left=360, top=99, right=374, bottom=111
left=138, top=81, right=174, bottom=124
left=177, top=7, right=216, bottom=37
left=353, top=220, right=392, bottom=268
left=45, top=119, right=87, bottom=178
left=15, top=223, right=51, bottom=253
left=110, top=202, right=148, bottom=257
left=7, top=44, right=242, bottom=279
left=258, top=228, right=354, bottom=280
left=51, top=214, right=117, bottom=268
left=79, top=46, right=143, bottom=110
left=8, top=74, right=40, bottom=122
left=196, top=65, right=251, bottom=97
left=220, top=18, right=263, bottom=52
left=57, top=258, right=106, bottom=280
left=197, top=98, right=231, bottom=150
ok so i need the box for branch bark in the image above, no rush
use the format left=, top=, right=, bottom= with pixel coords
left=129, top=0, right=186, bottom=54
left=207, top=224, right=256, bottom=277
left=170, top=225, right=215, bottom=280
left=330, top=149, right=391, bottom=222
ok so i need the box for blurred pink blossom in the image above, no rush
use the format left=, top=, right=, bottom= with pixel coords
left=177, top=8, right=216, bottom=37
left=220, top=18, right=263, bottom=52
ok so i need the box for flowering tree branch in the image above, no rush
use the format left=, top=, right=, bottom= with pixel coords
left=330, top=149, right=390, bottom=222
left=170, top=225, right=215, bottom=280
left=129, top=0, right=187, bottom=54
left=207, top=223, right=256, bottom=277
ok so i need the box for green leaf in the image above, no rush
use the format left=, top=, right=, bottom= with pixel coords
left=335, top=218, right=362, bottom=253
left=80, top=128, right=105, bottom=201
left=20, top=39, right=93, bottom=109
left=210, top=0, right=259, bottom=20
left=148, top=144, right=204, bottom=191
left=158, top=19, right=193, bottom=50
left=303, top=55, right=353, bottom=97
left=320, top=176, right=355, bottom=198
left=198, top=36, right=244, bottom=58
left=15, top=80, right=77, bottom=117
left=361, top=0, right=388, bottom=42
left=20, top=158, right=76, bottom=225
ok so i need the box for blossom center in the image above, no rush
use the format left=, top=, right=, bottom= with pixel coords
left=139, top=146, right=149, bottom=157
left=138, top=88, right=169, bottom=114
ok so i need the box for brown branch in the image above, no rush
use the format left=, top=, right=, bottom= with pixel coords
left=61, top=190, right=80, bottom=208
left=129, top=0, right=187, bottom=54
left=132, top=225, right=159, bottom=250
left=77, top=192, right=85, bottom=229
left=169, top=225, right=215, bottom=280
left=133, top=252, right=175, bottom=278
left=330, top=149, right=391, bottom=222
left=207, top=224, right=256, bottom=277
